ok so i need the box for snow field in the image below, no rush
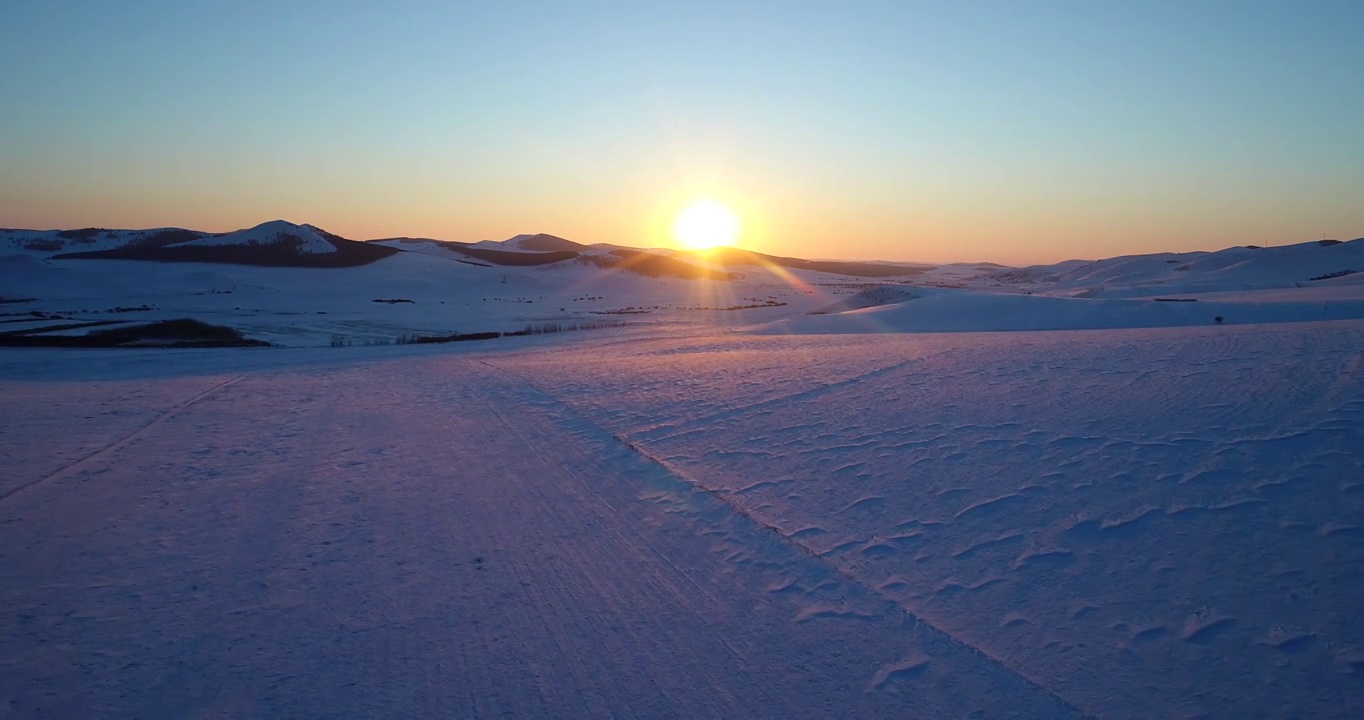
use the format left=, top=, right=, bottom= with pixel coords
left=2, top=320, right=1361, bottom=717
left=485, top=321, right=1364, bottom=718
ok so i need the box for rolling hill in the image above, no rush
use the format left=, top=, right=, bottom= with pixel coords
left=47, top=220, right=398, bottom=268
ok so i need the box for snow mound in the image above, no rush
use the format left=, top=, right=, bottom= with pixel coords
left=180, top=220, right=338, bottom=254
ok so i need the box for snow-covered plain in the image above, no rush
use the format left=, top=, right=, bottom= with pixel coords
left=2, top=319, right=1362, bottom=718
left=2, top=232, right=1363, bottom=717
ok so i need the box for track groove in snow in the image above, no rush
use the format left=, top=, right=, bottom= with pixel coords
left=619, top=424, right=1097, bottom=718
left=4, top=321, right=1361, bottom=717
left=626, top=354, right=942, bottom=443
left=482, top=323, right=1364, bottom=718
left=2, top=356, right=1090, bottom=718
left=479, top=358, right=1099, bottom=719
left=0, top=374, right=243, bottom=503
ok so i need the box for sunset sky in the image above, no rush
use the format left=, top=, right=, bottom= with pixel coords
left=2, top=1, right=1361, bottom=265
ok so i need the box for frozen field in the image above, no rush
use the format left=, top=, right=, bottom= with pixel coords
left=2, top=319, right=1362, bottom=718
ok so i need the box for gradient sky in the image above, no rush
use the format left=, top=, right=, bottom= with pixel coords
left=2, top=1, right=1361, bottom=264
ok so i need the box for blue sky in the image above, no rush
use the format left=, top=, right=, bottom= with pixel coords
left=2, top=1, right=1361, bottom=263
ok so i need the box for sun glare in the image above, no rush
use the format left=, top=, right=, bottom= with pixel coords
left=672, top=198, right=739, bottom=251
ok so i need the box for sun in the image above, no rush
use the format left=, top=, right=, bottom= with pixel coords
left=672, top=198, right=739, bottom=251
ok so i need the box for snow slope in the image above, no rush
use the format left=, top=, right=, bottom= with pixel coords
left=759, top=285, right=1364, bottom=334
left=2, top=247, right=861, bottom=346
left=1, top=321, right=1360, bottom=717
left=0, top=227, right=210, bottom=256
left=998, top=238, right=1364, bottom=297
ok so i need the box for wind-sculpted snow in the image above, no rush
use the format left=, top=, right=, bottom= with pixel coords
left=0, top=344, right=1086, bottom=719
left=492, top=321, right=1364, bottom=718
left=1, top=321, right=1361, bottom=717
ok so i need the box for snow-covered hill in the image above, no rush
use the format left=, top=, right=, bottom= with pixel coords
left=177, top=220, right=338, bottom=254
left=4, top=221, right=1363, bottom=346
left=749, top=238, right=1364, bottom=335
left=40, top=220, right=397, bottom=268
left=488, top=232, right=587, bottom=253
left=995, top=238, right=1364, bottom=297
left=759, top=285, right=1364, bottom=334
left=1, top=227, right=211, bottom=255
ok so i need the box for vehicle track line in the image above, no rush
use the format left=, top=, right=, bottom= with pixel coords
left=0, top=374, right=245, bottom=504
left=478, top=358, right=1097, bottom=719
left=625, top=355, right=936, bottom=441
left=614, top=433, right=1100, bottom=719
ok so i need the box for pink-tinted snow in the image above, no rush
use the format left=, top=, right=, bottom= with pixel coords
left=2, top=320, right=1361, bottom=718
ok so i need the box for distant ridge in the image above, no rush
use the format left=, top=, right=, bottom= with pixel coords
left=6, top=220, right=1360, bottom=283
left=578, top=248, right=735, bottom=280
left=374, top=232, right=922, bottom=277
left=504, top=233, right=587, bottom=253
left=371, top=234, right=584, bottom=267
left=0, top=227, right=214, bottom=254
left=446, top=246, right=580, bottom=267
left=49, top=221, right=398, bottom=268
left=990, top=237, right=1364, bottom=295
left=372, top=236, right=732, bottom=279
left=682, top=246, right=929, bottom=278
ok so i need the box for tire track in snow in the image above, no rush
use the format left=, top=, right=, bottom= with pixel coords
left=625, top=354, right=940, bottom=442
left=612, top=436, right=1098, bottom=719
left=479, top=359, right=1097, bottom=719
left=481, top=397, right=799, bottom=718
left=0, top=374, right=244, bottom=504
